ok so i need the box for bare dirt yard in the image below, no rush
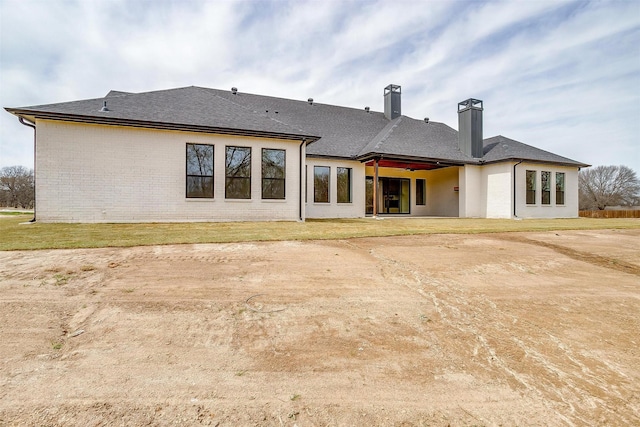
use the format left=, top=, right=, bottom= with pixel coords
left=1, top=229, right=639, bottom=426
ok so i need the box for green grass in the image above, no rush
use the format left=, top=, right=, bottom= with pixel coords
left=0, top=214, right=638, bottom=251
left=0, top=211, right=33, bottom=216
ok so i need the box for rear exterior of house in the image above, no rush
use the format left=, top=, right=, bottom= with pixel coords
left=5, top=85, right=588, bottom=223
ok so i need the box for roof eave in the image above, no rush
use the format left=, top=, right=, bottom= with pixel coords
left=5, top=108, right=321, bottom=143
left=355, top=152, right=474, bottom=166
left=481, top=157, right=590, bottom=168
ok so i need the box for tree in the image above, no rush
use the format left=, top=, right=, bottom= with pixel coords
left=0, top=166, right=34, bottom=209
left=579, top=165, right=640, bottom=210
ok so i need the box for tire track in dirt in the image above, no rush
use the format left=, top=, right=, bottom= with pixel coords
left=344, top=238, right=638, bottom=426
left=494, top=233, right=640, bottom=277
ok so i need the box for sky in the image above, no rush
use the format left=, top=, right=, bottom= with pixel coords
left=1, top=0, right=639, bottom=173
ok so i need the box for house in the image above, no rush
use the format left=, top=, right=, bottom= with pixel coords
left=5, top=84, right=589, bottom=222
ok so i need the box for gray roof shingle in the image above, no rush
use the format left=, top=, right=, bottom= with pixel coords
left=483, top=135, right=588, bottom=167
left=6, top=85, right=587, bottom=167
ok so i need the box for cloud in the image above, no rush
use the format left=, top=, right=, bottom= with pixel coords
left=1, top=0, right=639, bottom=172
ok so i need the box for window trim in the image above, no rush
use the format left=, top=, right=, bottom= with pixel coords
left=526, top=170, right=536, bottom=205
left=314, top=166, right=330, bottom=203
left=541, top=171, right=551, bottom=205
left=186, top=143, right=214, bottom=199
left=261, top=148, right=286, bottom=200
left=337, top=167, right=352, bottom=204
left=416, top=178, right=426, bottom=206
left=556, top=172, right=565, bottom=205
left=225, top=145, right=252, bottom=200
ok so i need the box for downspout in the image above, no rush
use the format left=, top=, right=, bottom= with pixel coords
left=513, top=160, right=523, bottom=218
left=299, top=139, right=306, bottom=221
left=18, top=117, right=36, bottom=222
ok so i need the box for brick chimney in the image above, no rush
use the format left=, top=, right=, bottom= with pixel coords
left=384, top=84, right=401, bottom=120
left=458, top=98, right=483, bottom=158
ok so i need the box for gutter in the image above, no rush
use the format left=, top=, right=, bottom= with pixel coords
left=5, top=108, right=321, bottom=143
left=513, top=160, right=523, bottom=218
left=18, top=117, right=36, bottom=222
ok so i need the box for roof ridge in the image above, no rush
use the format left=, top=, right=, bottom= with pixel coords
left=356, top=117, right=403, bottom=157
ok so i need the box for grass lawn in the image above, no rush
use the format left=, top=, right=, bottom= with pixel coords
left=1, top=214, right=638, bottom=251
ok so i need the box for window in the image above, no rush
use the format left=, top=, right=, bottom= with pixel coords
left=186, top=143, right=214, bottom=198
left=526, top=170, right=536, bottom=204
left=556, top=172, right=565, bottom=205
left=225, top=146, right=251, bottom=199
left=541, top=171, right=551, bottom=205
left=416, top=179, right=426, bottom=205
left=262, top=149, right=286, bottom=199
left=314, top=166, right=330, bottom=203
left=337, top=167, right=352, bottom=203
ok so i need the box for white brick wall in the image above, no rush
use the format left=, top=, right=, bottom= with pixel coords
left=514, top=162, right=579, bottom=218
left=36, top=120, right=305, bottom=222
left=305, top=158, right=364, bottom=218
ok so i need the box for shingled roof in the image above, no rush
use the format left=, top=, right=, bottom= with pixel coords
left=6, top=85, right=588, bottom=167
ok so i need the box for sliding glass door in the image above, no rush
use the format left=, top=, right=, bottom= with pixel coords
left=366, top=177, right=410, bottom=214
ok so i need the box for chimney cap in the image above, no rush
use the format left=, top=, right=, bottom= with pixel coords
left=231, top=87, right=238, bottom=94
left=458, top=98, right=483, bottom=112
left=384, top=84, right=401, bottom=95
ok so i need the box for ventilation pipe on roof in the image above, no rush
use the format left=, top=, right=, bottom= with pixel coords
left=231, top=87, right=238, bottom=94
left=365, top=106, right=370, bottom=113
left=100, top=101, right=109, bottom=112
left=307, top=98, right=313, bottom=105
left=424, top=117, right=429, bottom=123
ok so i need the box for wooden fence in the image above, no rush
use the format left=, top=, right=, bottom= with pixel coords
left=579, top=210, right=640, bottom=218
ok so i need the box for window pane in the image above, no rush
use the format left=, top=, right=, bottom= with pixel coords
left=337, top=167, right=351, bottom=203
left=262, top=179, right=285, bottom=199
left=314, top=166, right=330, bottom=203
left=366, top=177, right=373, bottom=214
left=262, top=149, right=285, bottom=199
left=556, top=172, right=565, bottom=205
left=526, top=170, right=536, bottom=204
left=541, top=171, right=551, bottom=205
left=186, top=143, right=213, bottom=198
left=187, top=176, right=214, bottom=198
left=225, top=177, right=251, bottom=199
left=416, top=179, right=425, bottom=205
left=186, top=144, right=213, bottom=176
left=262, top=149, right=285, bottom=178
left=226, top=146, right=251, bottom=178
left=226, top=146, right=251, bottom=199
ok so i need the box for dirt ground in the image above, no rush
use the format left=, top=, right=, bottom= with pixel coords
left=1, top=229, right=639, bottom=426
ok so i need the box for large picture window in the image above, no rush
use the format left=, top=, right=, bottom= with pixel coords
left=186, top=143, right=214, bottom=198
left=225, top=146, right=251, bottom=199
left=314, top=166, right=330, bottom=203
left=262, top=149, right=286, bottom=199
left=556, top=172, right=565, bottom=205
left=416, top=179, right=426, bottom=205
left=337, top=167, right=352, bottom=203
left=541, top=171, right=551, bottom=205
left=526, top=170, right=536, bottom=204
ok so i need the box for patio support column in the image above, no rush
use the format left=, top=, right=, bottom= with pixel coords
left=373, top=158, right=379, bottom=217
